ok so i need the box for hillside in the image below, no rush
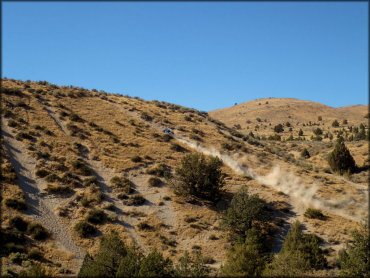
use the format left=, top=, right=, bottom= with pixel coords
left=209, top=98, right=368, bottom=139
left=1, top=79, right=368, bottom=276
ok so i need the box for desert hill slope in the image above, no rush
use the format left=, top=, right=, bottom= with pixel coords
left=1, top=79, right=368, bottom=276
left=209, top=98, right=368, bottom=137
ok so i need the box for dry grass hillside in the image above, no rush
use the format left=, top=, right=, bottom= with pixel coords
left=209, top=97, right=368, bottom=139
left=1, top=79, right=368, bottom=276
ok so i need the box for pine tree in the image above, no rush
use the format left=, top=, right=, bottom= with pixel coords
left=328, top=137, right=356, bottom=174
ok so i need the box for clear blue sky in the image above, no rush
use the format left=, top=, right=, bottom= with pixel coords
left=2, top=2, right=368, bottom=111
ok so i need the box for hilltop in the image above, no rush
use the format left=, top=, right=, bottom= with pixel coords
left=209, top=98, right=368, bottom=138
left=1, top=79, right=368, bottom=276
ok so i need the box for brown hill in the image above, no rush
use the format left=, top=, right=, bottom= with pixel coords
left=1, top=80, right=368, bottom=276
left=209, top=98, right=368, bottom=137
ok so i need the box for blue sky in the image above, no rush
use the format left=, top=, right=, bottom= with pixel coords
left=2, top=2, right=368, bottom=111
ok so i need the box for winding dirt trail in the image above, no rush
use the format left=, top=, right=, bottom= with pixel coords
left=2, top=122, right=85, bottom=274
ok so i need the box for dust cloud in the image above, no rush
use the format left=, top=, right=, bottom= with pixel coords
left=175, top=135, right=368, bottom=222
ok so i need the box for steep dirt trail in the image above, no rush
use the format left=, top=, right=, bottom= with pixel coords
left=47, top=105, right=177, bottom=254
left=2, top=122, right=85, bottom=273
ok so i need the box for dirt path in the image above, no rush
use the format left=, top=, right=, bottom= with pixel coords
left=2, top=122, right=85, bottom=274
left=47, top=105, right=177, bottom=254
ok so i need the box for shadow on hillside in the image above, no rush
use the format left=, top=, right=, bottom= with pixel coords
left=270, top=205, right=297, bottom=253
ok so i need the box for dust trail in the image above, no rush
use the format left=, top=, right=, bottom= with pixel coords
left=175, top=135, right=368, bottom=222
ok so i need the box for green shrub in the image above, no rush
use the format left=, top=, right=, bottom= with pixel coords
left=175, top=251, right=209, bottom=277
left=304, top=208, right=325, bottom=220
left=332, top=120, right=340, bottom=127
left=78, top=231, right=129, bottom=277
left=221, top=228, right=265, bottom=276
left=137, top=221, right=153, bottom=231
left=173, top=153, right=224, bottom=201
left=35, top=168, right=50, bottom=178
left=263, top=221, right=327, bottom=276
left=75, top=221, right=96, bottom=238
left=83, top=176, right=98, bottom=187
left=274, top=124, right=284, bottom=133
left=9, top=216, right=29, bottom=232
left=110, top=176, right=133, bottom=194
left=146, top=163, right=171, bottom=178
left=222, top=187, right=269, bottom=236
left=86, top=209, right=106, bottom=225
left=7, top=119, right=18, bottom=127
left=116, top=246, right=144, bottom=277
left=338, top=225, right=369, bottom=277
left=124, top=194, right=146, bottom=206
left=27, top=223, right=49, bottom=240
left=313, top=128, right=323, bottom=136
left=148, top=177, right=162, bottom=187
left=301, top=148, right=310, bottom=158
left=45, top=184, right=73, bottom=194
left=131, top=156, right=142, bottom=163
left=15, top=132, right=34, bottom=141
left=328, top=137, right=356, bottom=174
left=170, top=143, right=186, bottom=152
left=71, top=159, right=92, bottom=176
left=45, top=173, right=59, bottom=182
left=69, top=112, right=83, bottom=122
left=5, top=198, right=27, bottom=211
left=138, top=249, right=174, bottom=277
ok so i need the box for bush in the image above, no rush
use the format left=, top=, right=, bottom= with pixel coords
left=83, top=176, right=98, bottom=187
left=35, top=169, right=50, bottom=178
left=138, top=249, right=174, bottom=277
left=304, top=208, right=325, bottom=220
left=9, top=216, right=28, bottom=232
left=170, top=143, right=186, bottom=152
left=131, top=156, right=142, bottom=163
left=274, top=124, right=284, bottom=133
left=148, top=177, right=162, bottom=187
left=137, top=221, right=153, bottom=231
left=79, top=231, right=130, bottom=277
left=71, top=159, right=92, bottom=176
left=110, top=176, right=133, bottom=194
left=75, top=221, right=96, bottom=238
left=27, top=223, right=49, bottom=240
left=332, top=120, right=340, bottom=127
left=221, top=228, right=266, bottom=276
left=5, top=198, right=27, bottom=211
left=124, top=194, right=146, bottom=206
left=45, top=184, right=72, bottom=194
left=328, top=137, right=356, bottom=174
left=313, top=128, right=323, bottom=136
left=15, top=132, right=34, bottom=141
left=301, top=148, right=310, bottom=158
left=338, top=225, right=369, bottom=277
left=146, top=163, right=171, bottom=178
left=222, top=187, right=269, bottom=236
left=86, top=209, right=106, bottom=225
left=173, top=153, right=224, bottom=201
left=263, top=221, right=327, bottom=276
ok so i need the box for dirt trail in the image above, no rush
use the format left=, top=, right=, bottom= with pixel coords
left=47, top=105, right=177, bottom=254
left=2, top=122, right=85, bottom=274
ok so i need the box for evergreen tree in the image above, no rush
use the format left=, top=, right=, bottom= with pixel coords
left=173, top=153, right=224, bottom=201
left=221, top=228, right=266, bottom=276
left=339, top=225, right=370, bottom=277
left=138, top=249, right=173, bottom=277
left=328, top=137, right=356, bottom=174
left=222, top=186, right=269, bottom=237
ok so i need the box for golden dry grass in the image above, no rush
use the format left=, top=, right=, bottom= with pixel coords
left=1, top=78, right=368, bottom=276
